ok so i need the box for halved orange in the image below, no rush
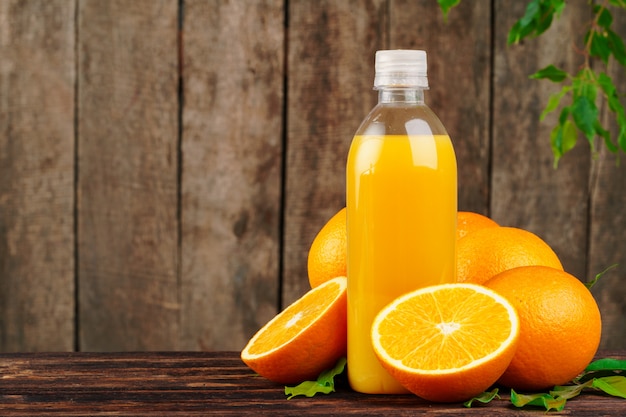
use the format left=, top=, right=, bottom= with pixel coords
left=371, top=283, right=520, bottom=403
left=241, top=276, right=347, bottom=384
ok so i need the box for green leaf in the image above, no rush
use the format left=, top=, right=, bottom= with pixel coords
left=534, top=9, right=555, bottom=37
left=595, top=4, right=613, bottom=29
left=507, top=0, right=565, bottom=44
left=596, top=72, right=626, bottom=154
left=463, top=388, right=500, bottom=407
left=551, top=0, right=566, bottom=17
left=541, top=86, right=571, bottom=120
left=437, top=0, right=461, bottom=21
left=284, top=357, right=346, bottom=399
left=585, top=263, right=618, bottom=290
left=550, top=381, right=592, bottom=399
left=507, top=21, right=523, bottom=45
left=607, top=29, right=626, bottom=66
left=597, top=72, right=624, bottom=115
left=592, top=376, right=626, bottom=399
left=588, top=29, right=612, bottom=65
left=571, top=95, right=598, bottom=143
left=508, top=0, right=541, bottom=44
left=530, top=64, right=568, bottom=82
left=607, top=89, right=626, bottom=115
left=604, top=130, right=620, bottom=153
left=595, top=72, right=626, bottom=153
left=585, top=357, right=626, bottom=372
left=285, top=379, right=335, bottom=399
left=510, top=389, right=567, bottom=411
left=575, top=72, right=598, bottom=101
left=558, top=105, right=570, bottom=124
left=519, top=0, right=541, bottom=26
left=595, top=120, right=614, bottom=153
left=550, top=118, right=577, bottom=168
left=598, top=72, right=617, bottom=96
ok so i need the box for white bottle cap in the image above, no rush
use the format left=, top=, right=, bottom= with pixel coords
left=373, top=50, right=428, bottom=89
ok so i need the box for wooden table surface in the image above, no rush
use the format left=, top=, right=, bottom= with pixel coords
left=0, top=351, right=624, bottom=416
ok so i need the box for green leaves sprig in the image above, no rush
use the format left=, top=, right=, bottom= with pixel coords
left=507, top=0, right=626, bottom=165
left=464, top=358, right=626, bottom=411
left=439, top=0, right=626, bottom=166
left=509, top=376, right=626, bottom=412
left=287, top=356, right=626, bottom=411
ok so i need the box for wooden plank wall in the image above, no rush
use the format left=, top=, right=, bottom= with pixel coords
left=0, top=0, right=624, bottom=352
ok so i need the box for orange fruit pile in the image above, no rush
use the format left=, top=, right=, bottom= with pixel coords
left=484, top=266, right=602, bottom=391
left=454, top=213, right=601, bottom=392
left=371, top=283, right=520, bottom=403
left=240, top=276, right=347, bottom=384
left=307, top=208, right=347, bottom=288
left=240, top=208, right=602, bottom=404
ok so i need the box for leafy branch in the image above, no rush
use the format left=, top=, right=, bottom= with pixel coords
left=438, top=0, right=626, bottom=166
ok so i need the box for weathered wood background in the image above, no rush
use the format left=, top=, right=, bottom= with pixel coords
left=1, top=0, right=624, bottom=352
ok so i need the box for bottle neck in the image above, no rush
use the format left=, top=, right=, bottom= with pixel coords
left=378, top=88, right=425, bottom=104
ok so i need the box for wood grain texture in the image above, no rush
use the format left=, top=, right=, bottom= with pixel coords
left=0, top=351, right=624, bottom=415
left=77, top=0, right=179, bottom=351
left=588, top=12, right=626, bottom=350
left=283, top=0, right=387, bottom=306
left=0, top=0, right=75, bottom=351
left=1, top=1, right=626, bottom=352
left=181, top=0, right=284, bottom=350
left=491, top=1, right=592, bottom=280
left=390, top=0, right=492, bottom=214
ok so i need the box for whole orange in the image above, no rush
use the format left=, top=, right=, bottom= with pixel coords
left=456, top=226, right=563, bottom=285
left=307, top=207, right=347, bottom=288
left=484, top=266, right=602, bottom=391
left=457, top=211, right=499, bottom=240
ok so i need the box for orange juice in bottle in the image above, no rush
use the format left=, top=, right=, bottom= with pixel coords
left=346, top=50, right=457, bottom=394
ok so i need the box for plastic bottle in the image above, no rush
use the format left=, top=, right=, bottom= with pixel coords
left=346, top=50, right=457, bottom=394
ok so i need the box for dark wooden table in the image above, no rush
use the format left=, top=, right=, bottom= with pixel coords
left=0, top=351, right=624, bottom=416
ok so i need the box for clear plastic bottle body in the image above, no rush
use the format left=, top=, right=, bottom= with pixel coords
left=346, top=88, right=457, bottom=394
